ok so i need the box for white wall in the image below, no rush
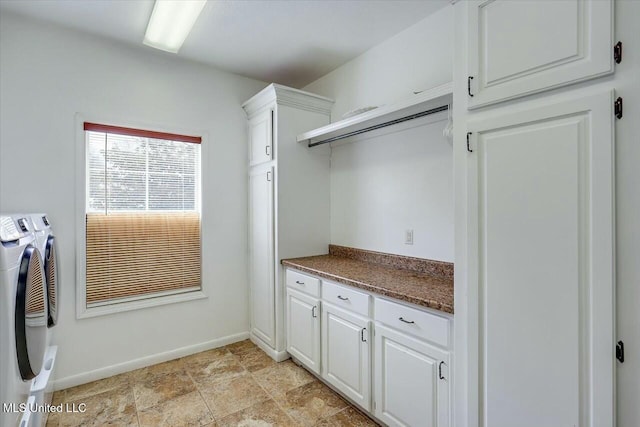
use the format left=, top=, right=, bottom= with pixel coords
left=0, top=12, right=267, bottom=385
left=304, top=5, right=453, bottom=121
left=329, top=115, right=453, bottom=261
left=304, top=6, right=454, bottom=261
left=452, top=1, right=640, bottom=426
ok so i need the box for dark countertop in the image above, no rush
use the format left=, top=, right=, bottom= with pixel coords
left=281, top=249, right=454, bottom=314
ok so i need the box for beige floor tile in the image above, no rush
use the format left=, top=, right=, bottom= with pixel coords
left=63, top=372, right=131, bottom=402
left=181, top=348, right=231, bottom=367
left=129, top=358, right=185, bottom=382
left=199, top=372, right=270, bottom=419
left=278, top=381, right=348, bottom=426
left=224, top=339, right=258, bottom=356
left=252, top=360, right=315, bottom=400
left=216, top=399, right=296, bottom=427
left=187, top=352, right=246, bottom=388
left=315, top=407, right=380, bottom=426
left=46, top=391, right=66, bottom=426
left=45, top=413, right=61, bottom=427
left=60, top=385, right=137, bottom=427
left=233, top=347, right=277, bottom=372
left=132, top=371, right=196, bottom=411
left=137, top=390, right=213, bottom=427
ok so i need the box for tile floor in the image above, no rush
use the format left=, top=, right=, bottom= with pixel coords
left=46, top=340, right=379, bottom=426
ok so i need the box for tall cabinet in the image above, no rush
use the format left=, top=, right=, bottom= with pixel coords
left=243, top=84, right=333, bottom=360
left=458, top=1, right=617, bottom=426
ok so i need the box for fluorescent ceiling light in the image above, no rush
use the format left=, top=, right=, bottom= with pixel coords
left=144, top=0, right=207, bottom=53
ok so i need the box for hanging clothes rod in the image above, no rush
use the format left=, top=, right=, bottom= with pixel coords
left=308, top=104, right=449, bottom=147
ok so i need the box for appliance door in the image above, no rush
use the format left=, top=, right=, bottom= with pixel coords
left=16, top=245, right=47, bottom=380
left=44, top=235, right=58, bottom=327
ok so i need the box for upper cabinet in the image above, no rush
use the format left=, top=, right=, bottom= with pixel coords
left=466, top=0, right=614, bottom=109
left=249, top=108, right=273, bottom=166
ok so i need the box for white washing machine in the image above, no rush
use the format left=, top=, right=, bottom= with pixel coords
left=29, top=214, right=58, bottom=335
left=0, top=215, right=48, bottom=427
left=28, top=214, right=59, bottom=427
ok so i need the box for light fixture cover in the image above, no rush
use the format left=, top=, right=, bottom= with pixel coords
left=144, top=0, right=207, bottom=53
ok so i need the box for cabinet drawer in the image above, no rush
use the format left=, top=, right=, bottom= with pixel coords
left=322, top=281, right=370, bottom=317
left=374, top=298, right=450, bottom=348
left=286, top=269, right=320, bottom=297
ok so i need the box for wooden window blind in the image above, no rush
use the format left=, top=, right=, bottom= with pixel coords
left=85, top=124, right=201, bottom=306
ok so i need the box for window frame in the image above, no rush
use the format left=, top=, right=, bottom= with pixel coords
left=75, top=115, right=208, bottom=319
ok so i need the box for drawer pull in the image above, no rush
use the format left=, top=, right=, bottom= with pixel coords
left=312, top=305, right=317, bottom=318
left=399, top=317, right=415, bottom=324
left=439, top=361, right=446, bottom=380
left=361, top=328, right=367, bottom=343
left=295, top=280, right=305, bottom=285
left=337, top=295, right=350, bottom=301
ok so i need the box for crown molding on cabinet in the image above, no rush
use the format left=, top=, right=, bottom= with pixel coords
left=242, top=83, right=335, bottom=118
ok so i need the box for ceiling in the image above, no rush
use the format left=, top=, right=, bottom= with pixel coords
left=0, top=0, right=449, bottom=88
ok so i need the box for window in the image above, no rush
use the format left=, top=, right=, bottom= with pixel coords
left=82, top=122, right=202, bottom=312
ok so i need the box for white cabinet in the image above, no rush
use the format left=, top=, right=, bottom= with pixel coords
left=467, top=0, right=614, bottom=108
left=284, top=267, right=454, bottom=425
left=466, top=90, right=615, bottom=427
left=244, top=84, right=333, bottom=359
left=374, top=323, right=450, bottom=427
left=249, top=108, right=273, bottom=166
left=286, top=288, right=320, bottom=374
left=248, top=166, right=275, bottom=347
left=322, top=302, right=371, bottom=411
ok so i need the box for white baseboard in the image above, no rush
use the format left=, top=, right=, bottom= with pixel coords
left=249, top=332, right=290, bottom=362
left=52, top=331, right=249, bottom=391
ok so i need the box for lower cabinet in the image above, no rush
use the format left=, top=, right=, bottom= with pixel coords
left=321, top=302, right=371, bottom=411
left=284, top=268, right=452, bottom=426
left=374, top=323, right=450, bottom=427
left=285, top=288, right=320, bottom=374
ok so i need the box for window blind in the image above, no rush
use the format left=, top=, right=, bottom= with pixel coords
left=85, top=124, right=201, bottom=306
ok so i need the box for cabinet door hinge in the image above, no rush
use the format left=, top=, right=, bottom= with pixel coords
left=615, top=97, right=623, bottom=119
left=616, top=341, right=625, bottom=363
left=614, top=41, right=622, bottom=64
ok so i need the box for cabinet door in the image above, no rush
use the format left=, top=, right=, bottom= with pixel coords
left=249, top=166, right=275, bottom=347
left=467, top=0, right=613, bottom=109
left=467, top=90, right=614, bottom=427
left=286, top=288, right=320, bottom=374
left=322, top=303, right=371, bottom=411
left=374, top=323, right=450, bottom=427
left=249, top=108, right=273, bottom=165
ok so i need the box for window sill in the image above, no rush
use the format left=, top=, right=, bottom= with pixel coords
left=76, top=290, right=208, bottom=319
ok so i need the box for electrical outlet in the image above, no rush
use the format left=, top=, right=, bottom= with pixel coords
left=404, top=229, right=413, bottom=245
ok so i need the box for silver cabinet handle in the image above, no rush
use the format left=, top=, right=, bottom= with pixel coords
left=399, top=317, right=415, bottom=324
left=266, top=171, right=272, bottom=181
left=361, top=328, right=367, bottom=342
left=312, top=305, right=317, bottom=318
left=265, top=145, right=271, bottom=156
left=295, top=280, right=304, bottom=285
left=337, top=295, right=349, bottom=301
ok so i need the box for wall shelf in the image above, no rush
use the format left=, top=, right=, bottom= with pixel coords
left=297, top=82, right=453, bottom=147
